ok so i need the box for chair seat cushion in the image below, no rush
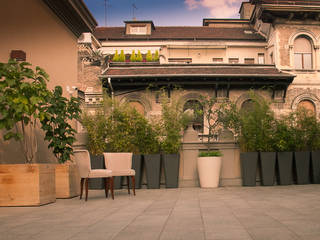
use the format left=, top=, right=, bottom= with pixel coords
left=89, top=169, right=112, bottom=178
left=110, top=169, right=135, bottom=176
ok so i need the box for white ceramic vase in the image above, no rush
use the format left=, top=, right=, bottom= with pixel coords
left=197, top=156, right=222, bottom=188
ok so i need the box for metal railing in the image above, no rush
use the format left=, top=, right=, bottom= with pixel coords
left=257, top=0, right=320, bottom=5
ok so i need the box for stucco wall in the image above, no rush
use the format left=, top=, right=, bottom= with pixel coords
left=0, top=0, right=79, bottom=164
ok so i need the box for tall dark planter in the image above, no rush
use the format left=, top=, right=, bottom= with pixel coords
left=144, top=154, right=161, bottom=189
left=260, top=152, right=276, bottom=186
left=240, top=152, right=258, bottom=186
left=311, top=150, right=320, bottom=184
left=294, top=151, right=310, bottom=184
left=277, top=152, right=293, bottom=185
left=129, top=154, right=143, bottom=189
left=89, top=154, right=105, bottom=189
left=163, top=154, right=180, bottom=188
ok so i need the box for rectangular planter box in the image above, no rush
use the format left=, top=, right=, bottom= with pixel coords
left=55, top=163, right=80, bottom=199
left=277, top=152, right=293, bottom=185
left=240, top=152, right=258, bottom=186
left=294, top=151, right=311, bottom=185
left=260, top=152, right=276, bottom=186
left=144, top=154, right=161, bottom=189
left=129, top=154, right=143, bottom=189
left=163, top=154, right=180, bottom=188
left=311, top=151, right=320, bottom=184
left=0, top=164, right=56, bottom=206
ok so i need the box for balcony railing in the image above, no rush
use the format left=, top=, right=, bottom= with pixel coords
left=255, top=0, right=320, bottom=5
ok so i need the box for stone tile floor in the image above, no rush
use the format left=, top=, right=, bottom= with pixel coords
left=1, top=185, right=320, bottom=240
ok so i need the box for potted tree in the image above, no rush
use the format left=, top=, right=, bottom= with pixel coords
left=273, top=116, right=295, bottom=185
left=0, top=60, right=80, bottom=206
left=196, top=95, right=223, bottom=188
left=159, top=90, right=190, bottom=188
left=81, top=109, right=108, bottom=190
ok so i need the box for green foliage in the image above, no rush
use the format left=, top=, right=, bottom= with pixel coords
left=119, top=50, right=126, bottom=62
left=136, top=50, right=143, bottom=62
left=0, top=60, right=79, bottom=163
left=81, top=110, right=108, bottom=156
left=146, top=50, right=153, bottom=62
left=159, top=89, right=191, bottom=154
left=130, top=50, right=136, bottom=62
left=154, top=50, right=159, bottom=62
left=40, top=86, right=81, bottom=163
left=196, top=95, right=223, bottom=152
left=105, top=100, right=160, bottom=154
left=273, top=116, right=295, bottom=152
left=218, top=91, right=276, bottom=152
left=199, top=150, right=222, bottom=157
left=112, top=50, right=119, bottom=62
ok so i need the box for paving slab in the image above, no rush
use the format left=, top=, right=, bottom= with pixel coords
left=1, top=185, right=320, bottom=240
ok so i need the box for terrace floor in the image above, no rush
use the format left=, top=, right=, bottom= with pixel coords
left=1, top=185, right=320, bottom=240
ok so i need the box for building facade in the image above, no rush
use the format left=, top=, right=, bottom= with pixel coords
left=79, top=0, right=320, bottom=186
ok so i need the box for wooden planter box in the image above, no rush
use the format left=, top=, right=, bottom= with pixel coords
left=55, top=163, right=80, bottom=199
left=0, top=164, right=56, bottom=206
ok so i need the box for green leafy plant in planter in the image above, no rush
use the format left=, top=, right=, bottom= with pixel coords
left=130, top=50, right=136, bottom=62
left=146, top=50, right=153, bottom=62
left=0, top=60, right=80, bottom=205
left=159, top=89, right=191, bottom=188
left=136, top=50, right=143, bottom=62
left=219, top=91, right=276, bottom=186
left=112, top=50, right=120, bottom=62
left=119, top=50, right=126, bottom=62
left=194, top=95, right=225, bottom=188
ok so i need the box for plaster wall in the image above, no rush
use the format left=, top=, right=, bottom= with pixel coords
left=0, top=0, right=79, bottom=164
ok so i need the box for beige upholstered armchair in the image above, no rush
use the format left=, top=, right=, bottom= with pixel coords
left=103, top=152, right=136, bottom=196
left=74, top=150, right=114, bottom=201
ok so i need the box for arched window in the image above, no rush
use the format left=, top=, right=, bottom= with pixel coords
left=294, top=36, right=312, bottom=70
left=297, top=100, right=316, bottom=114
left=129, top=101, right=145, bottom=115
left=241, top=99, right=255, bottom=113
left=183, top=100, right=203, bottom=132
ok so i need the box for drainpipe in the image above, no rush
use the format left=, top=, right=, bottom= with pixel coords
left=107, top=77, right=114, bottom=100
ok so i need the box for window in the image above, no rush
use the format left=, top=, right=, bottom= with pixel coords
left=183, top=100, right=203, bottom=132
left=130, top=25, right=147, bottom=35
left=129, top=101, right=145, bottom=115
left=258, top=53, right=265, bottom=64
left=168, top=58, right=192, bottom=64
left=229, top=58, right=239, bottom=64
left=212, top=58, right=223, bottom=63
left=294, top=36, right=312, bottom=70
left=244, top=58, right=254, bottom=64
left=298, top=100, right=315, bottom=115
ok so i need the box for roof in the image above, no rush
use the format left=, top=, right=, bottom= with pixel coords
left=94, top=26, right=265, bottom=41
left=103, top=63, right=293, bottom=79
left=43, top=0, right=97, bottom=37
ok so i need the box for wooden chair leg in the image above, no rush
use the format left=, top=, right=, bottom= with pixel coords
left=85, top=178, right=89, bottom=201
left=127, top=176, right=130, bottom=194
left=131, top=176, right=136, bottom=196
left=110, top=176, right=114, bottom=200
left=80, top=178, right=84, bottom=199
left=105, top=178, right=109, bottom=198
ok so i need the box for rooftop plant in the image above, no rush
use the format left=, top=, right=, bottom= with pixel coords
left=0, top=60, right=80, bottom=163
left=119, top=50, right=126, bottom=62
left=130, top=50, right=136, bottom=62
left=146, top=50, right=153, bottom=62
left=112, top=50, right=119, bottom=62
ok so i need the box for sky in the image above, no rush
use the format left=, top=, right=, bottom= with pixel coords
left=83, top=0, right=244, bottom=27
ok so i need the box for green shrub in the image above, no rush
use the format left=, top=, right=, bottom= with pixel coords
left=119, top=50, right=125, bottom=62
left=136, top=50, right=143, bottom=62
left=130, top=50, right=136, bottom=62
left=112, top=50, right=119, bottom=62
left=146, top=50, right=153, bottom=62
left=154, top=50, right=159, bottom=61
left=199, top=151, right=222, bottom=157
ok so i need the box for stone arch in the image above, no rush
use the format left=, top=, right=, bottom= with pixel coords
left=120, top=93, right=152, bottom=115
left=289, top=30, right=317, bottom=47
left=291, top=92, right=320, bottom=115
left=235, top=91, right=265, bottom=110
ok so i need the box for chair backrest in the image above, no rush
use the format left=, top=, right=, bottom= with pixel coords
left=74, top=150, right=91, bottom=178
left=103, top=152, right=133, bottom=171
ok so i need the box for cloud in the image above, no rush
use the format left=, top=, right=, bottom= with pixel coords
left=184, top=0, right=243, bottom=18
